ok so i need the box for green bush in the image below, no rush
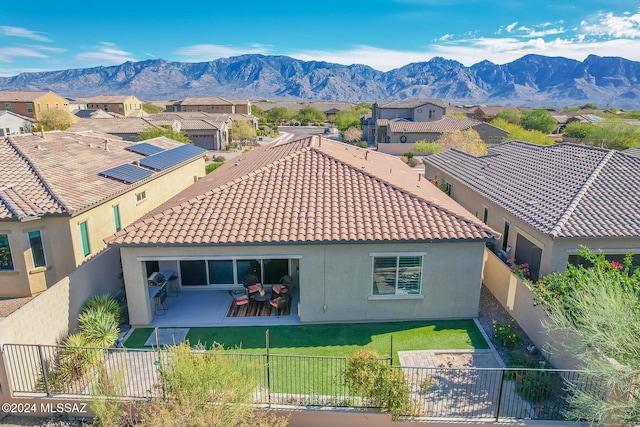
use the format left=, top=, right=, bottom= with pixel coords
left=205, top=162, right=224, bottom=174
left=413, top=141, right=441, bottom=155
left=516, top=370, right=554, bottom=402
left=492, top=319, right=519, bottom=348
left=79, top=307, right=120, bottom=348
left=83, top=294, right=123, bottom=325
left=356, top=141, right=367, bottom=149
left=343, top=350, right=419, bottom=420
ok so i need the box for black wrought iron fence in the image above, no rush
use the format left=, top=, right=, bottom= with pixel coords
left=2, top=343, right=593, bottom=421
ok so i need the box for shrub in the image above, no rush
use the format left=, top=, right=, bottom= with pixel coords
left=413, top=141, right=441, bottom=155
left=83, top=294, right=123, bottom=325
left=492, top=319, right=519, bottom=348
left=403, top=152, right=414, bottom=159
left=356, top=141, right=368, bottom=149
left=343, top=350, right=418, bottom=420
left=205, top=162, right=224, bottom=174
left=516, top=370, right=554, bottom=402
left=79, top=307, right=120, bottom=348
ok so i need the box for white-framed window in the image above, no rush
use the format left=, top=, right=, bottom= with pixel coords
left=136, top=190, right=147, bottom=202
left=371, top=253, right=424, bottom=296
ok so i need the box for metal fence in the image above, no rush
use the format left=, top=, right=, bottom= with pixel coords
left=2, top=343, right=593, bottom=421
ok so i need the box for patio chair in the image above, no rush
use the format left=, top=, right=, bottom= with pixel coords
left=243, top=273, right=263, bottom=298
left=269, top=294, right=289, bottom=316
left=229, top=290, right=249, bottom=306
left=271, top=275, right=292, bottom=299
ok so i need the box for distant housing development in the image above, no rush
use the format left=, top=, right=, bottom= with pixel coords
left=0, top=90, right=70, bottom=120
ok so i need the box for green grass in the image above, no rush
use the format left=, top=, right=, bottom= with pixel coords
left=125, top=320, right=488, bottom=396
left=124, top=320, right=488, bottom=364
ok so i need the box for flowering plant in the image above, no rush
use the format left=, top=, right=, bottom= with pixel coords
left=507, top=258, right=530, bottom=281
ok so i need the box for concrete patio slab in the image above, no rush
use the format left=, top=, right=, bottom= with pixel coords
left=145, top=328, right=190, bottom=346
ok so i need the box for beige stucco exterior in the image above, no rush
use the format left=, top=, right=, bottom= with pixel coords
left=0, top=92, right=70, bottom=120
left=0, top=158, right=205, bottom=298
left=120, top=240, right=487, bottom=326
left=86, top=96, right=143, bottom=117
left=424, top=163, right=640, bottom=278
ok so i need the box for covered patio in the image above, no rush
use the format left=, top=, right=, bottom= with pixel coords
left=147, top=289, right=301, bottom=328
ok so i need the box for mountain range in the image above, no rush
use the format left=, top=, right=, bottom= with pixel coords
left=1, top=54, right=639, bottom=108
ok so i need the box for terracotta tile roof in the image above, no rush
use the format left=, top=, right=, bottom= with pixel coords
left=388, top=118, right=483, bottom=133
left=68, top=118, right=157, bottom=133
left=424, top=141, right=640, bottom=238
left=146, top=118, right=221, bottom=130
left=179, top=97, right=234, bottom=106
left=0, top=132, right=200, bottom=220
left=79, top=95, right=139, bottom=103
left=377, top=98, right=446, bottom=109
left=0, top=91, right=55, bottom=102
left=108, top=137, right=496, bottom=246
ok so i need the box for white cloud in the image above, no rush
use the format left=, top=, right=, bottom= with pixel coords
left=75, top=42, right=137, bottom=64
left=506, top=22, right=518, bottom=32
left=581, top=11, right=640, bottom=38
left=438, top=34, right=454, bottom=41
left=0, top=47, right=49, bottom=62
left=176, top=43, right=271, bottom=60
left=0, top=26, right=50, bottom=42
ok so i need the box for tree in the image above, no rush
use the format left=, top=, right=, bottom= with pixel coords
left=142, top=104, right=164, bottom=114
left=520, top=109, right=557, bottom=134
left=137, top=126, right=192, bottom=144
left=230, top=119, right=256, bottom=145
left=434, top=129, right=488, bottom=156
left=342, top=126, right=363, bottom=143
left=491, top=118, right=555, bottom=145
left=333, top=110, right=361, bottom=131
left=494, top=108, right=522, bottom=124
left=562, top=122, right=592, bottom=141
left=91, top=343, right=289, bottom=427
left=251, top=105, right=265, bottom=118
left=37, top=109, right=74, bottom=130
left=534, top=248, right=640, bottom=425
left=352, top=102, right=372, bottom=114
left=296, top=107, right=325, bottom=124
left=413, top=140, right=442, bottom=155
left=266, top=107, right=296, bottom=124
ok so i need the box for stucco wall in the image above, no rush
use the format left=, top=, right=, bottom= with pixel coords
left=121, top=241, right=486, bottom=326
left=0, top=157, right=204, bottom=297
left=482, top=248, right=580, bottom=370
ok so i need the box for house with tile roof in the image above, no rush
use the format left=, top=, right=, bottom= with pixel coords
left=0, top=91, right=70, bottom=120
left=0, top=111, right=34, bottom=136
left=68, top=118, right=160, bottom=141
left=376, top=118, right=508, bottom=155
left=365, top=98, right=447, bottom=145
left=167, top=97, right=252, bottom=115
left=0, top=131, right=206, bottom=298
left=79, top=95, right=144, bottom=117
left=423, top=141, right=640, bottom=281
left=106, top=136, right=498, bottom=326
left=146, top=112, right=233, bottom=150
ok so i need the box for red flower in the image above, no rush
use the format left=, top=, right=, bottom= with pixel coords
left=610, top=261, right=622, bottom=270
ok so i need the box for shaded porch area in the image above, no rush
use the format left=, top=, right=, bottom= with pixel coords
left=147, top=289, right=301, bottom=328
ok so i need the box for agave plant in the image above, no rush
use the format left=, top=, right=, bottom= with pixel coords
left=79, top=306, right=120, bottom=348
left=82, top=294, right=123, bottom=325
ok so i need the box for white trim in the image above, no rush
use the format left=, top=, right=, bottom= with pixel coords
left=137, top=254, right=303, bottom=261
left=368, top=251, right=428, bottom=257
left=368, top=295, right=425, bottom=301
left=565, top=247, right=640, bottom=254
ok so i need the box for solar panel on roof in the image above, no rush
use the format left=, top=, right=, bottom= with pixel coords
left=125, top=142, right=165, bottom=156
left=139, top=144, right=206, bottom=171
left=99, top=163, right=154, bottom=183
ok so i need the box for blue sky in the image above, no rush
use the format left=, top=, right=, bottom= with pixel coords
left=1, top=0, right=639, bottom=77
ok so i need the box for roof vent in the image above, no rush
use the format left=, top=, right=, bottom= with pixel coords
left=298, top=212, right=307, bottom=219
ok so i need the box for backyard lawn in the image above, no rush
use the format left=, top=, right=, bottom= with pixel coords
left=125, top=319, right=488, bottom=364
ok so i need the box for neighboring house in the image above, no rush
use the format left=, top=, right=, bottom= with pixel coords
left=167, top=97, right=252, bottom=115
left=471, top=106, right=508, bottom=121
left=146, top=115, right=229, bottom=150
left=68, top=118, right=160, bottom=141
left=366, top=98, right=447, bottom=144
left=106, top=137, right=498, bottom=326
left=423, top=141, right=640, bottom=281
left=376, top=118, right=508, bottom=155
left=0, top=131, right=206, bottom=297
left=623, top=147, right=640, bottom=158
left=0, top=111, right=34, bottom=135
left=73, top=109, right=118, bottom=119
left=566, top=114, right=604, bottom=124
left=0, top=91, right=70, bottom=120
left=80, top=95, right=144, bottom=117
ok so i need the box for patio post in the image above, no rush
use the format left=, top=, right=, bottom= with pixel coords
left=495, top=368, right=505, bottom=421
left=265, top=329, right=271, bottom=404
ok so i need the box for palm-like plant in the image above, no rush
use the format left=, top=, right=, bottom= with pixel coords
left=82, top=294, right=123, bottom=325
left=79, top=307, right=120, bottom=349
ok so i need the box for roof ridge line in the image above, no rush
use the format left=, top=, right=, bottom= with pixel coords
left=312, top=146, right=494, bottom=238
left=549, top=150, right=615, bottom=237
left=6, top=137, right=71, bottom=214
